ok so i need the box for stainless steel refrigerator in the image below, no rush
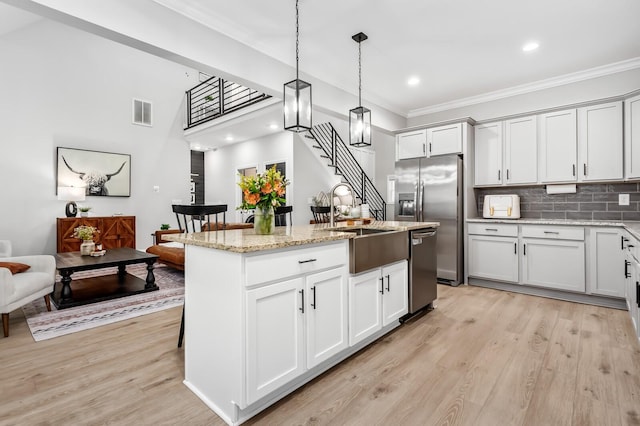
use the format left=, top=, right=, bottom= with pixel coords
left=394, top=154, right=463, bottom=286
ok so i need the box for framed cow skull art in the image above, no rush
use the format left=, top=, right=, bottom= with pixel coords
left=56, top=147, right=131, bottom=197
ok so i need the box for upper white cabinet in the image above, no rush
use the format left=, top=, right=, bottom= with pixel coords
left=427, top=123, right=462, bottom=157
left=504, top=116, right=537, bottom=184
left=539, top=102, right=623, bottom=183
left=474, top=122, right=503, bottom=186
left=396, top=129, right=426, bottom=160
left=539, top=109, right=578, bottom=183
left=474, top=116, right=537, bottom=186
left=578, top=101, right=623, bottom=181
left=625, top=94, right=640, bottom=179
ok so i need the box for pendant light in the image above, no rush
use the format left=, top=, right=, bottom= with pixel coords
left=283, top=0, right=312, bottom=132
left=349, top=32, right=371, bottom=147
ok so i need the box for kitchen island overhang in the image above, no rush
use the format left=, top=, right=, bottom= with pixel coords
left=165, top=221, right=438, bottom=425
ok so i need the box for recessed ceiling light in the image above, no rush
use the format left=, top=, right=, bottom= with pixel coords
left=407, top=76, right=420, bottom=86
left=269, top=123, right=278, bottom=130
left=225, top=136, right=234, bottom=142
left=522, top=41, right=539, bottom=52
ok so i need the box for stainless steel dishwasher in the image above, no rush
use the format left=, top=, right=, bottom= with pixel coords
left=407, top=228, right=438, bottom=315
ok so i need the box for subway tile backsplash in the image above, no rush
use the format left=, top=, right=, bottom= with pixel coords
left=476, top=183, right=640, bottom=221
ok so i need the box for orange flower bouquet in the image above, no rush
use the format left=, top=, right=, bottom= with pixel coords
left=238, top=166, right=289, bottom=234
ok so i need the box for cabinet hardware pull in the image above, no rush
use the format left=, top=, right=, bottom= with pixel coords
left=498, top=170, right=501, bottom=181
left=629, top=245, right=635, bottom=248
left=514, top=242, right=517, bottom=254
left=625, top=260, right=631, bottom=278
left=311, top=286, right=316, bottom=309
left=636, top=282, right=640, bottom=308
left=423, top=144, right=426, bottom=154
left=506, top=169, right=510, bottom=180
left=572, top=164, right=576, bottom=176
left=380, top=277, right=384, bottom=294
left=429, top=143, right=432, bottom=153
left=298, top=258, right=317, bottom=264
left=524, top=244, right=526, bottom=255
left=386, top=275, right=391, bottom=292
left=584, top=163, right=587, bottom=176
left=485, top=228, right=498, bottom=231
left=543, top=231, right=560, bottom=234
left=299, top=289, right=305, bottom=313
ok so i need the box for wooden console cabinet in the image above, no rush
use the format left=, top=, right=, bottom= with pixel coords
left=56, top=216, right=136, bottom=253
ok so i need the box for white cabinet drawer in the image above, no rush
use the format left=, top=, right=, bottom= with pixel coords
left=245, top=242, right=348, bottom=286
left=521, top=225, right=584, bottom=241
left=468, top=223, right=518, bottom=237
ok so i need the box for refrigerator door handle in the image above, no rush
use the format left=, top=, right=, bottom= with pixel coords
left=414, top=182, right=419, bottom=222
left=419, top=181, right=425, bottom=222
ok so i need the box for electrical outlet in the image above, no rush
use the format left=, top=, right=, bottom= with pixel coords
left=153, top=186, right=160, bottom=193
left=619, top=193, right=630, bottom=206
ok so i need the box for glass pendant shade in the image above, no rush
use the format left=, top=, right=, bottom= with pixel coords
left=283, top=78, right=312, bottom=132
left=349, top=106, right=371, bottom=147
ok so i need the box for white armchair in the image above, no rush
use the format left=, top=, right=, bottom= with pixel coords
left=0, top=241, right=56, bottom=337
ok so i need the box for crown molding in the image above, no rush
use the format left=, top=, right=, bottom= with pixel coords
left=408, top=57, right=640, bottom=118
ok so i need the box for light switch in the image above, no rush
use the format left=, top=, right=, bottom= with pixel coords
left=619, top=194, right=630, bottom=206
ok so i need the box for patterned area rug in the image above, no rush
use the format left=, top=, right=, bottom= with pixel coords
left=22, top=263, right=184, bottom=341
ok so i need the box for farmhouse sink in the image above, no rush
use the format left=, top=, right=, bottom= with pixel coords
left=336, top=227, right=409, bottom=273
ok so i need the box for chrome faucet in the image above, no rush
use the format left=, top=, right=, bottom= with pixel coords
left=329, top=182, right=356, bottom=228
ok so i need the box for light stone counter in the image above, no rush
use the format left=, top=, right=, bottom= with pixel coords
left=165, top=221, right=439, bottom=253
left=467, top=217, right=640, bottom=241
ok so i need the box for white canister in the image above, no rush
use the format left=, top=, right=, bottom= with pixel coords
left=360, top=204, right=370, bottom=218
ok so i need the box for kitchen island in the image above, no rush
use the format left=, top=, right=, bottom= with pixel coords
left=165, top=221, right=438, bottom=425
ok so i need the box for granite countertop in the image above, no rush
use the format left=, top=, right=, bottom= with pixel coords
left=467, top=217, right=640, bottom=240
left=164, top=221, right=440, bottom=253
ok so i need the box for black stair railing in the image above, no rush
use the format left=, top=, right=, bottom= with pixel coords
left=309, top=122, right=386, bottom=220
left=185, top=76, right=271, bottom=130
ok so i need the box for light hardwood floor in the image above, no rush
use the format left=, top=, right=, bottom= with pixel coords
left=1, top=284, right=639, bottom=425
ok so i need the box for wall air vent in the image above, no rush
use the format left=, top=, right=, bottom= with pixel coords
left=132, top=98, right=152, bottom=127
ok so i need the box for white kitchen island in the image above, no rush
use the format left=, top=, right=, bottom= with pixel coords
left=166, top=221, right=437, bottom=425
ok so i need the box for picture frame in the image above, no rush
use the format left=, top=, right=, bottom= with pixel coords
left=56, top=147, right=131, bottom=197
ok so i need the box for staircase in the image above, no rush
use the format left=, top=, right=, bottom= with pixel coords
left=307, top=122, right=386, bottom=220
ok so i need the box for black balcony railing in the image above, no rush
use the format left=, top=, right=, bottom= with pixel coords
left=185, top=76, right=271, bottom=129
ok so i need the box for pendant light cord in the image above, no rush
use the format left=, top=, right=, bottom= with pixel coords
left=358, top=40, right=362, bottom=107
left=295, top=0, right=300, bottom=81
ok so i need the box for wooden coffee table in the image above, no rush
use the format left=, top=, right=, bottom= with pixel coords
left=52, top=248, right=159, bottom=309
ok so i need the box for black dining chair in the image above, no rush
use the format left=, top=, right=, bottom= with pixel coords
left=275, top=205, right=293, bottom=226
left=310, top=206, right=331, bottom=223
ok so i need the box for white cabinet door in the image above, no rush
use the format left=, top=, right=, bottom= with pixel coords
left=246, top=278, right=304, bottom=404
left=396, top=130, right=426, bottom=160
left=474, top=122, right=503, bottom=186
left=625, top=94, right=640, bottom=179
left=468, top=235, right=518, bottom=282
left=381, top=261, right=408, bottom=326
left=539, top=109, right=577, bottom=183
left=427, top=123, right=462, bottom=156
left=505, top=115, right=537, bottom=185
left=578, top=101, right=623, bottom=181
left=521, top=239, right=585, bottom=292
left=348, top=269, right=383, bottom=346
left=305, top=268, right=348, bottom=369
left=589, top=228, right=625, bottom=298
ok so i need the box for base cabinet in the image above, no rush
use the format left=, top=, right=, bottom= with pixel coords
left=349, top=260, right=408, bottom=346
left=246, top=266, right=347, bottom=405
left=589, top=228, right=625, bottom=297
left=246, top=278, right=305, bottom=404
left=468, top=235, right=518, bottom=282
left=521, top=238, right=585, bottom=292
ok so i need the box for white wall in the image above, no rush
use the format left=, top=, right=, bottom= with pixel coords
left=407, top=68, right=640, bottom=126
left=204, top=132, right=295, bottom=223
left=0, top=18, right=197, bottom=255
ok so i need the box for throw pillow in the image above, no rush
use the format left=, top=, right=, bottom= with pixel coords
left=0, top=262, right=31, bottom=274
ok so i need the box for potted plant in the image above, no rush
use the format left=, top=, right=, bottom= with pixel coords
left=73, top=225, right=100, bottom=255
left=160, top=224, right=170, bottom=230
left=79, top=206, right=92, bottom=217
left=237, top=166, right=289, bottom=235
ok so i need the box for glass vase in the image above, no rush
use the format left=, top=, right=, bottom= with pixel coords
left=80, top=239, right=95, bottom=255
left=254, top=205, right=275, bottom=235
